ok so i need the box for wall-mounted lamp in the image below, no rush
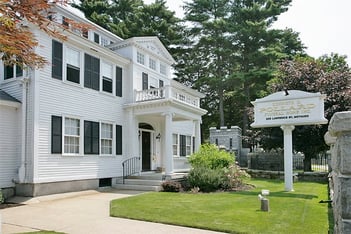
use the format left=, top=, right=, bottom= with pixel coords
left=156, top=133, right=161, bottom=140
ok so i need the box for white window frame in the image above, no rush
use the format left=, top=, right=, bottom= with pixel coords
left=149, top=57, right=156, bottom=70
left=172, top=133, right=179, bottom=156
left=100, top=122, right=113, bottom=156
left=64, top=46, right=82, bottom=85
left=137, top=51, right=145, bottom=65
left=101, top=60, right=113, bottom=94
left=160, top=63, right=167, bottom=75
left=63, top=117, right=81, bottom=155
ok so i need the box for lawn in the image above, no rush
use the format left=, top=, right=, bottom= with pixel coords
left=110, top=179, right=330, bottom=234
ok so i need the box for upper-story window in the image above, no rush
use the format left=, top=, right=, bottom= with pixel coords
left=65, top=47, right=81, bottom=84
left=160, top=63, right=167, bottom=75
left=101, top=61, right=113, bottom=93
left=137, top=51, right=145, bottom=65
left=94, top=33, right=100, bottom=44
left=3, top=64, right=23, bottom=80
left=101, top=37, right=110, bottom=47
left=149, top=58, right=156, bottom=70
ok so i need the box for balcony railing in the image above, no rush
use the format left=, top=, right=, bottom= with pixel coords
left=135, top=85, right=200, bottom=107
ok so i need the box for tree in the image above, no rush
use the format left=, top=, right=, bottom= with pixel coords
left=0, top=0, right=83, bottom=68
left=265, top=54, right=351, bottom=171
left=73, top=0, right=183, bottom=51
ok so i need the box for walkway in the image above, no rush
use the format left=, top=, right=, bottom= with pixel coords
left=0, top=189, right=225, bottom=234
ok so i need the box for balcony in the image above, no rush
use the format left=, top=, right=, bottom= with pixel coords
left=134, top=84, right=202, bottom=108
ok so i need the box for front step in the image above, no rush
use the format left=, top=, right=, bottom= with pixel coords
left=113, top=183, right=162, bottom=192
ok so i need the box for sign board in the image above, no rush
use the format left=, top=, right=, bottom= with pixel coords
left=251, top=90, right=328, bottom=128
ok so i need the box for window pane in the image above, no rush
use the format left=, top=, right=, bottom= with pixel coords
left=149, top=58, right=156, bottom=70
left=67, top=64, right=80, bottom=84
left=103, top=77, right=112, bottom=93
left=66, top=47, right=80, bottom=67
left=101, top=62, right=112, bottom=78
left=137, top=52, right=144, bottom=65
left=64, top=117, right=80, bottom=154
left=160, top=63, right=166, bottom=75
left=16, top=65, right=23, bottom=77
left=4, top=65, right=14, bottom=79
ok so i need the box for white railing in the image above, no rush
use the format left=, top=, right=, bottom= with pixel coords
left=134, top=86, right=200, bottom=107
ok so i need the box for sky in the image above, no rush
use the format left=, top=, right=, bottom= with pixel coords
left=144, top=0, right=351, bottom=65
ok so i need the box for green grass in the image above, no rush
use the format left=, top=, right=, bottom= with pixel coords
left=110, top=179, right=330, bottom=234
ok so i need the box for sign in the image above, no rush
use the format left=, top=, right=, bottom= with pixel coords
left=251, top=90, right=328, bottom=128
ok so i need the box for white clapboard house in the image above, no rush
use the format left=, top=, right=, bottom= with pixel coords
left=0, top=4, right=207, bottom=196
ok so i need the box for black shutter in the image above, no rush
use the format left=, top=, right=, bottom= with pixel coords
left=142, top=72, right=148, bottom=90
left=84, top=54, right=100, bottom=91
left=51, top=116, right=62, bottom=153
left=116, top=125, right=122, bottom=155
left=116, top=66, right=122, bottom=97
left=159, top=80, right=164, bottom=88
left=192, top=136, right=195, bottom=153
left=84, top=121, right=99, bottom=154
left=52, top=40, right=63, bottom=80
left=180, top=135, right=186, bottom=157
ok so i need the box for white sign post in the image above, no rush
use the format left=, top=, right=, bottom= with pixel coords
left=251, top=90, right=328, bottom=191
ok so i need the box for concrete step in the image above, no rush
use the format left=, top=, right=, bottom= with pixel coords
left=121, top=179, right=163, bottom=186
left=113, top=184, right=162, bottom=192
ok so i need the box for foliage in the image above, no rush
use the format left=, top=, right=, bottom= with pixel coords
left=263, top=54, right=351, bottom=170
left=177, top=0, right=305, bottom=138
left=188, top=144, right=234, bottom=169
left=0, top=0, right=85, bottom=68
left=73, top=0, right=184, bottom=52
left=161, top=181, right=182, bottom=192
left=222, top=164, right=251, bottom=189
left=0, top=189, right=4, bottom=204
left=111, top=179, right=329, bottom=234
left=187, top=166, right=226, bottom=192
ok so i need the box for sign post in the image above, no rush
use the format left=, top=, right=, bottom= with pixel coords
left=251, top=90, right=327, bottom=191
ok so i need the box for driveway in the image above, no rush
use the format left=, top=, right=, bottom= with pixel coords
left=0, top=189, right=225, bottom=234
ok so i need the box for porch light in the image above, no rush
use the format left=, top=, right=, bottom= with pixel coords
left=156, top=133, right=161, bottom=140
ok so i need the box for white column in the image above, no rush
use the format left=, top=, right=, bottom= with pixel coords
left=163, top=112, right=173, bottom=175
left=281, top=125, right=295, bottom=191
left=194, top=119, right=201, bottom=151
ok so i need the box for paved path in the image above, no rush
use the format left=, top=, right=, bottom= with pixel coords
left=0, top=189, right=225, bottom=234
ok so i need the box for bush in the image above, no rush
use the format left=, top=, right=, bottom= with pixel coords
left=161, top=181, right=182, bottom=192
left=188, top=144, right=234, bottom=169
left=187, top=166, right=225, bottom=192
left=222, top=164, right=251, bottom=189
left=0, top=189, right=4, bottom=204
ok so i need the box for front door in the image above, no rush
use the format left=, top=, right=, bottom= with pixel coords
left=142, top=131, right=151, bottom=171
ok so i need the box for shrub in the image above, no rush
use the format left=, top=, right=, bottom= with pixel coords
left=188, top=144, right=234, bottom=169
left=161, top=181, right=182, bottom=192
left=187, top=166, right=225, bottom=192
left=0, top=189, right=4, bottom=204
left=222, top=164, right=251, bottom=189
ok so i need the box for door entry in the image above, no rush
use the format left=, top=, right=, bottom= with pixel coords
left=142, top=131, right=151, bottom=171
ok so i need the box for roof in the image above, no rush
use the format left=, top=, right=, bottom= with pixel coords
left=0, top=90, right=21, bottom=108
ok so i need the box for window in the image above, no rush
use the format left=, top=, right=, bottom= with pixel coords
left=82, top=28, right=88, bottom=38
left=149, top=58, right=156, bottom=70
left=84, top=53, right=100, bottom=91
left=101, top=123, right=113, bottom=155
left=62, top=16, right=69, bottom=28
left=101, top=61, right=113, bottom=93
left=101, top=37, right=110, bottom=47
left=94, top=33, right=100, bottom=44
left=4, top=64, right=22, bottom=80
left=172, top=134, right=178, bottom=156
left=142, top=72, right=148, bottom=90
left=84, top=121, right=99, bottom=154
left=64, top=117, right=80, bottom=154
left=52, top=40, right=63, bottom=80
left=51, top=116, right=62, bottom=153
left=186, top=136, right=192, bottom=156
left=116, top=66, right=122, bottom=97
left=137, top=51, right=145, bottom=65
left=116, top=125, right=122, bottom=155
left=65, top=47, right=80, bottom=84
left=160, top=63, right=166, bottom=75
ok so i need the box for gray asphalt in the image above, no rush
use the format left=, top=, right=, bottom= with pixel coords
left=0, top=189, right=226, bottom=234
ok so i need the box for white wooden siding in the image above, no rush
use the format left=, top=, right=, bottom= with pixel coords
left=32, top=31, right=127, bottom=183
left=0, top=106, right=20, bottom=188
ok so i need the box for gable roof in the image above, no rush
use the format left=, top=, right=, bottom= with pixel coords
left=108, top=36, right=176, bottom=65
